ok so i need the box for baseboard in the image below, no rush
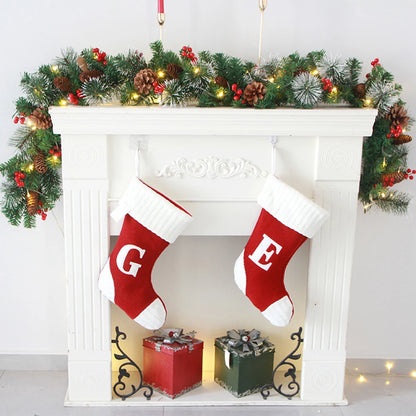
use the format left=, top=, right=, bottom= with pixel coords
left=0, top=354, right=67, bottom=371
left=346, top=358, right=416, bottom=376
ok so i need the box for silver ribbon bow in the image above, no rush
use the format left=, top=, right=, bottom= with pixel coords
left=154, top=328, right=196, bottom=351
left=226, top=329, right=266, bottom=354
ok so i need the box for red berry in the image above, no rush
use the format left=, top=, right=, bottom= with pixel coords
left=407, top=169, right=411, bottom=173
left=93, top=48, right=99, bottom=53
left=233, top=95, right=239, bottom=101
left=181, top=51, right=186, bottom=57
left=13, top=116, right=19, bottom=124
left=405, top=174, right=409, bottom=179
left=57, top=152, right=62, bottom=157
left=237, top=89, right=242, bottom=96
left=189, top=52, right=195, bottom=59
left=410, top=176, right=414, bottom=180
left=20, top=117, right=25, bottom=124
left=387, top=134, right=391, bottom=138
left=37, top=209, right=42, bottom=214
left=103, top=61, right=107, bottom=66
left=366, top=73, right=370, bottom=78
left=41, top=213, right=47, bottom=220
left=188, top=47, right=192, bottom=52
left=20, top=173, right=25, bottom=179
left=412, top=170, right=416, bottom=174
left=231, top=84, right=237, bottom=92
left=38, top=201, right=43, bottom=207
left=152, top=82, right=158, bottom=87
left=49, top=149, right=54, bottom=154
left=182, top=46, right=187, bottom=51
left=242, top=99, right=246, bottom=104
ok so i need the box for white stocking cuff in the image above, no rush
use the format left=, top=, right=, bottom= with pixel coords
left=258, top=175, right=329, bottom=238
left=112, top=177, right=192, bottom=243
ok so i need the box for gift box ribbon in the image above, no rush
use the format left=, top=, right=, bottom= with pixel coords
left=224, top=329, right=267, bottom=368
left=154, top=328, right=196, bottom=351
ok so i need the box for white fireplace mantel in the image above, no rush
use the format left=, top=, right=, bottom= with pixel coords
left=50, top=106, right=377, bottom=407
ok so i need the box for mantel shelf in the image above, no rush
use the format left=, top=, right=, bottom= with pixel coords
left=50, top=106, right=377, bottom=137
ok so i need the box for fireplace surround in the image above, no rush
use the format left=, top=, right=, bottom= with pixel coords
left=50, top=106, right=377, bottom=406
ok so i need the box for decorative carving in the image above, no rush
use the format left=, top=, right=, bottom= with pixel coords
left=156, top=156, right=268, bottom=179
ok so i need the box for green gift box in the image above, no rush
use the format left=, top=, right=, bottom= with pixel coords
left=214, top=329, right=275, bottom=398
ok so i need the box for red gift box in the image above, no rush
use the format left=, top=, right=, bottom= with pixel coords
left=143, top=330, right=203, bottom=399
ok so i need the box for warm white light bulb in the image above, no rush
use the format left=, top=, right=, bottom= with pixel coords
left=358, top=375, right=366, bottom=383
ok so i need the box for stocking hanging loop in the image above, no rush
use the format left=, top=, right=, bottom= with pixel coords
left=270, top=136, right=278, bottom=176
left=129, top=135, right=148, bottom=179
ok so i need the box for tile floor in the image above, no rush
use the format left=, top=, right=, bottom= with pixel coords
left=0, top=370, right=415, bottom=416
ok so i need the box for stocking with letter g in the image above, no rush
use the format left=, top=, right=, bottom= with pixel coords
left=99, top=177, right=192, bottom=330
left=234, top=174, right=329, bottom=327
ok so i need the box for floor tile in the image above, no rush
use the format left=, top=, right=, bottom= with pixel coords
left=0, top=371, right=415, bottom=416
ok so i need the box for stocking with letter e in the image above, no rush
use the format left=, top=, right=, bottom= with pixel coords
left=234, top=174, right=329, bottom=326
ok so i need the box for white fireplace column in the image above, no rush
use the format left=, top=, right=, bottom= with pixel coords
left=51, top=107, right=377, bottom=405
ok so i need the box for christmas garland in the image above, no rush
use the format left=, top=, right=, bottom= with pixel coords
left=0, top=41, right=413, bottom=227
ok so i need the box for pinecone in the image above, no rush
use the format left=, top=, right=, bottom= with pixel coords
left=29, top=108, right=52, bottom=130
left=26, top=191, right=39, bottom=216
left=79, top=69, right=104, bottom=83
left=243, top=82, right=266, bottom=106
left=33, top=152, right=48, bottom=174
left=215, top=76, right=228, bottom=89
left=382, top=171, right=407, bottom=186
left=134, top=69, right=158, bottom=94
left=293, top=68, right=308, bottom=77
left=392, top=134, right=412, bottom=145
left=387, top=104, right=410, bottom=128
left=166, top=63, right=183, bottom=79
left=53, top=76, right=72, bottom=92
left=77, top=56, right=88, bottom=72
left=353, top=83, right=366, bottom=99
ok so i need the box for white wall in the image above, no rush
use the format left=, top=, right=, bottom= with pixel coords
left=0, top=0, right=415, bottom=360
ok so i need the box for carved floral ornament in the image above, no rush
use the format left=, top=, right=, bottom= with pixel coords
left=156, top=156, right=268, bottom=179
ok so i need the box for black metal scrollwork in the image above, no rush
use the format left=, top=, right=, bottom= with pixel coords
left=261, top=326, right=304, bottom=400
left=112, top=326, right=153, bottom=400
